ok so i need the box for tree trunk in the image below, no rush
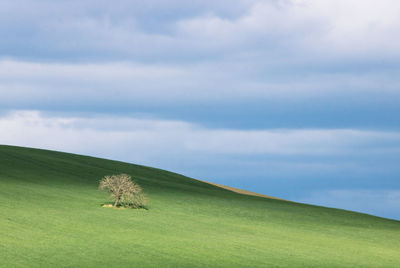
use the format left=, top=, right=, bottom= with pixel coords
left=114, top=196, right=120, bottom=207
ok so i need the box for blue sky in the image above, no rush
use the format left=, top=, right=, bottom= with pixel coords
left=1, top=0, right=400, bottom=219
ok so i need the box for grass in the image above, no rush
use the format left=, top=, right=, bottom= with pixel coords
left=0, top=145, right=399, bottom=267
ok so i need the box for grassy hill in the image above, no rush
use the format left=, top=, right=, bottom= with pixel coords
left=1, top=145, right=399, bottom=267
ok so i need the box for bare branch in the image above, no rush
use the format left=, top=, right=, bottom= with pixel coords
left=99, top=174, right=146, bottom=208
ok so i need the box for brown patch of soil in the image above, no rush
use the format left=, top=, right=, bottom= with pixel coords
left=199, top=180, right=287, bottom=201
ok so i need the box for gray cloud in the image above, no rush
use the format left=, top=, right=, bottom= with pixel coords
left=1, top=0, right=400, bottom=62
left=1, top=59, right=399, bottom=130
left=1, top=1, right=399, bottom=130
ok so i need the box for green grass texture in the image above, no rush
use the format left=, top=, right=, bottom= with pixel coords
left=1, top=145, right=399, bottom=267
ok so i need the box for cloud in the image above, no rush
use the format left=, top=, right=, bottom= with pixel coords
left=1, top=1, right=400, bottom=131
left=0, top=0, right=255, bottom=61
left=1, top=0, right=400, bottom=61
left=1, top=59, right=399, bottom=131
left=175, top=0, right=400, bottom=59
left=1, top=110, right=399, bottom=160
left=1, top=59, right=399, bottom=105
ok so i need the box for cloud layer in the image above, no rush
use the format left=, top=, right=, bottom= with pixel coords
left=1, top=59, right=399, bottom=130
left=2, top=0, right=400, bottom=61
left=2, top=110, right=399, bottom=157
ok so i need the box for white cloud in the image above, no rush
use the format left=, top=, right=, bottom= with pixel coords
left=1, top=2, right=400, bottom=114
left=0, top=60, right=183, bottom=80
left=1, top=60, right=399, bottom=110
left=2, top=0, right=400, bottom=61
left=0, top=60, right=190, bottom=104
left=176, top=0, right=400, bottom=58
left=1, top=111, right=399, bottom=161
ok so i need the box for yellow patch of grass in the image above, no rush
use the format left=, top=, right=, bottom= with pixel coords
left=102, top=204, right=126, bottom=209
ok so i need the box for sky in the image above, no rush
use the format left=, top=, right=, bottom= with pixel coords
left=1, top=0, right=399, bottom=219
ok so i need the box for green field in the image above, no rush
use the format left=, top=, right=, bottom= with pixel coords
left=1, top=145, right=399, bottom=267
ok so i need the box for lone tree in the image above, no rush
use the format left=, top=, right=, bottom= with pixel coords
left=99, top=174, right=146, bottom=208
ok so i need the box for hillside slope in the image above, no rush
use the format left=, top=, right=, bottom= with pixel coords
left=0, top=145, right=399, bottom=267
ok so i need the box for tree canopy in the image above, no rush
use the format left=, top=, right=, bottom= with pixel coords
left=99, top=174, right=146, bottom=208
